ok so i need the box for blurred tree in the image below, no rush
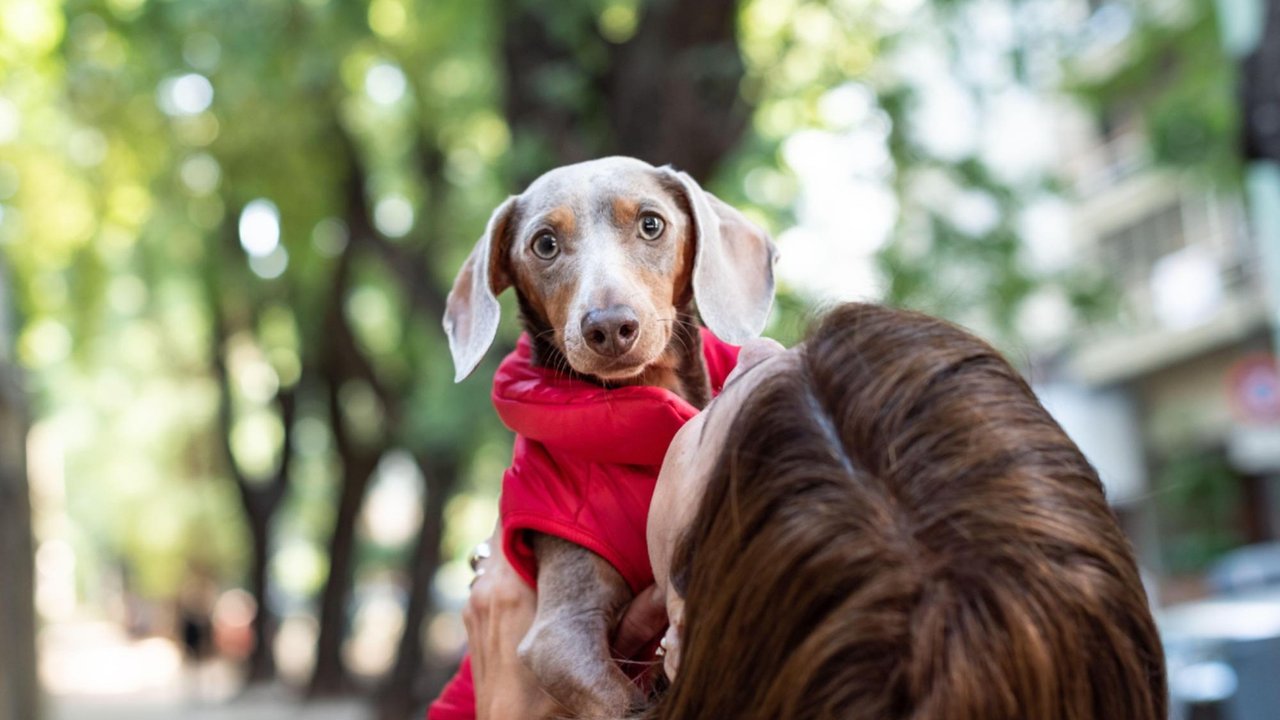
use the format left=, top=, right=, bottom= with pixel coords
left=207, top=218, right=301, bottom=683
left=1156, top=449, right=1245, bottom=574
left=1065, top=0, right=1240, bottom=185
left=1, top=0, right=499, bottom=699
left=868, top=2, right=1113, bottom=348
left=0, top=260, right=38, bottom=720
left=499, top=0, right=749, bottom=181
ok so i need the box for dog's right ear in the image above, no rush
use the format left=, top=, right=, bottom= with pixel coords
left=665, top=169, right=777, bottom=345
left=443, top=196, right=517, bottom=382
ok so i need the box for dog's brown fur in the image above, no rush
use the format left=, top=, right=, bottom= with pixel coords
left=501, top=170, right=707, bottom=717
left=444, top=157, right=776, bottom=718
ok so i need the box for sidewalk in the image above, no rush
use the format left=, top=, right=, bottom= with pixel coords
left=51, top=688, right=368, bottom=720
left=42, top=620, right=370, bottom=720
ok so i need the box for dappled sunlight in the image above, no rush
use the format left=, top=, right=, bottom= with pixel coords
left=274, top=614, right=320, bottom=686
left=40, top=622, right=187, bottom=698
left=1, top=0, right=1276, bottom=717
left=362, top=451, right=425, bottom=547
left=364, top=63, right=408, bottom=107
left=344, top=585, right=407, bottom=677
left=372, top=194, right=414, bottom=238
left=156, top=73, right=214, bottom=117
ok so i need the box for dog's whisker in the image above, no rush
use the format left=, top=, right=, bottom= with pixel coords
left=612, top=657, right=665, bottom=668
left=656, top=318, right=694, bottom=359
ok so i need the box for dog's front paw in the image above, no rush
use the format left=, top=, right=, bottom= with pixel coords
left=574, top=686, right=645, bottom=720
left=518, top=620, right=644, bottom=718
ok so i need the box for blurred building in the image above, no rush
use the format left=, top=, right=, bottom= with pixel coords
left=1042, top=0, right=1280, bottom=596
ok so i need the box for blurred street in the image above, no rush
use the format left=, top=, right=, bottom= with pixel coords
left=43, top=620, right=367, bottom=720
left=53, top=694, right=365, bottom=720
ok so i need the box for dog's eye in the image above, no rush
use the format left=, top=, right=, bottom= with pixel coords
left=638, top=213, right=665, bottom=241
left=531, top=233, right=559, bottom=260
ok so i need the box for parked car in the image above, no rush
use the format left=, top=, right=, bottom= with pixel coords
left=1208, top=541, right=1280, bottom=596
left=1161, top=543, right=1280, bottom=720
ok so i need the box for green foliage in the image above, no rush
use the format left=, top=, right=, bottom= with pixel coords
left=1065, top=0, right=1241, bottom=186
left=1156, top=449, right=1244, bottom=574
left=1, top=0, right=519, bottom=602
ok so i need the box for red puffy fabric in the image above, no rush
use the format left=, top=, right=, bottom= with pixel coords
left=428, top=655, right=475, bottom=720
left=427, top=328, right=739, bottom=720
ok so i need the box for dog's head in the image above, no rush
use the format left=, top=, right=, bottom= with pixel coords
left=444, top=156, right=777, bottom=383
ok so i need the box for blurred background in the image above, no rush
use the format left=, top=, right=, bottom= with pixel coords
left=1, top=0, right=1278, bottom=718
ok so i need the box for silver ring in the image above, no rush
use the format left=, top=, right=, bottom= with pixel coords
left=468, top=541, right=492, bottom=573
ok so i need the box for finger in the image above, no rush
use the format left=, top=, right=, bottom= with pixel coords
left=465, top=531, right=502, bottom=616
left=612, top=583, right=668, bottom=659
left=723, top=336, right=786, bottom=385
left=463, top=564, right=495, bottom=638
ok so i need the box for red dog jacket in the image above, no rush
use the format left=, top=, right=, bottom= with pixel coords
left=428, top=329, right=739, bottom=720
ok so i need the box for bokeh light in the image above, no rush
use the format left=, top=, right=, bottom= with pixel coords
left=365, top=63, right=407, bottom=106
left=238, top=199, right=281, bottom=258
left=249, top=246, right=289, bottom=280
left=156, top=73, right=214, bottom=117
left=373, top=194, right=414, bottom=237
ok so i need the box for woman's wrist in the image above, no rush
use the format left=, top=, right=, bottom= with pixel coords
left=479, top=688, right=557, bottom=720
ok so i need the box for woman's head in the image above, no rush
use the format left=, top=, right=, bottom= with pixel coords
left=649, top=303, right=1166, bottom=719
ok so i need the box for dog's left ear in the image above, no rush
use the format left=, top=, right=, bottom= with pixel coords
left=666, top=169, right=777, bottom=344
left=443, top=196, right=517, bottom=382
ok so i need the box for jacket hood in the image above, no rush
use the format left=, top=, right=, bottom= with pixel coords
left=492, top=328, right=740, bottom=467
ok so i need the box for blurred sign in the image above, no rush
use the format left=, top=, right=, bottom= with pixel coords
left=1226, top=354, right=1280, bottom=472
left=1228, top=354, right=1280, bottom=424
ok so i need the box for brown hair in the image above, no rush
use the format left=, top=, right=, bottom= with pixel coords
left=654, top=303, right=1166, bottom=719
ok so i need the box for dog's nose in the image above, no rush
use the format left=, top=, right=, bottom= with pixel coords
left=581, top=306, right=639, bottom=358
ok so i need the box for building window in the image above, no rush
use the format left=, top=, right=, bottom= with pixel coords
left=1094, top=103, right=1147, bottom=185
left=1099, top=202, right=1187, bottom=282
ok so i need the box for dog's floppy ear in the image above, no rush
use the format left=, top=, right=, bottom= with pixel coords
left=443, top=196, right=517, bottom=382
left=667, top=169, right=777, bottom=344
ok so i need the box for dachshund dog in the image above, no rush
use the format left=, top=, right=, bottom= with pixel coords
left=444, top=156, right=776, bottom=716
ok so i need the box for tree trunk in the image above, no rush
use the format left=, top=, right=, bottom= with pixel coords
left=363, top=136, right=468, bottom=715
left=375, top=452, right=460, bottom=720
left=605, top=0, right=750, bottom=180
left=306, top=299, right=385, bottom=697
left=501, top=0, right=749, bottom=184
left=232, top=401, right=295, bottom=685
left=208, top=227, right=296, bottom=685
left=306, top=140, right=398, bottom=699
left=244, top=506, right=277, bottom=682
left=0, top=363, right=40, bottom=720
left=306, top=440, right=378, bottom=696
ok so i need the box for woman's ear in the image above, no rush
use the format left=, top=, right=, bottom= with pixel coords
left=443, top=196, right=517, bottom=382
left=666, top=169, right=778, bottom=345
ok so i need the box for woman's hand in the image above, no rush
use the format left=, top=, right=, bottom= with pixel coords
left=464, top=532, right=672, bottom=717
left=464, top=533, right=561, bottom=720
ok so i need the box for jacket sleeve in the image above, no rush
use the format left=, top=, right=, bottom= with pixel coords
left=427, top=655, right=476, bottom=720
